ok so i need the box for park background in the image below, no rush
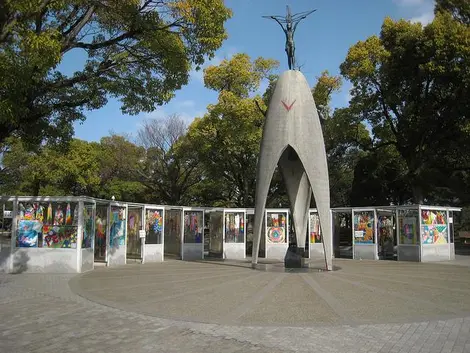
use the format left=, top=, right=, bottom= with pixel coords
left=1, top=0, right=469, bottom=230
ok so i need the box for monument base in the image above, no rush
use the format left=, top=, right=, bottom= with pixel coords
left=284, top=245, right=305, bottom=268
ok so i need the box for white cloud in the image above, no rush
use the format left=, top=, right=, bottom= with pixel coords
left=394, top=0, right=427, bottom=6
left=179, top=100, right=195, bottom=108
left=410, top=11, right=435, bottom=25
left=224, top=46, right=239, bottom=59
left=178, top=110, right=205, bottom=124
left=189, top=55, right=223, bottom=83
left=141, top=107, right=205, bottom=127
left=394, top=0, right=435, bottom=25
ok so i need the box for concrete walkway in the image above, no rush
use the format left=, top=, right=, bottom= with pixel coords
left=1, top=258, right=470, bottom=352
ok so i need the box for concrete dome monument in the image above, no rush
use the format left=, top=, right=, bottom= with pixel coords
left=252, top=6, right=332, bottom=270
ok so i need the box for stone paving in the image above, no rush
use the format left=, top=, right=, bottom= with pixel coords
left=1, top=258, right=470, bottom=353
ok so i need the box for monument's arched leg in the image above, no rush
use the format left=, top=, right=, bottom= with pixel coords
left=295, top=144, right=332, bottom=270
left=278, top=147, right=311, bottom=250
left=251, top=148, right=284, bottom=265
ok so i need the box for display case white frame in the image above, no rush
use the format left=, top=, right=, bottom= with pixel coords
left=265, top=208, right=289, bottom=260
left=181, top=207, right=205, bottom=261
left=106, top=202, right=128, bottom=267
left=223, top=208, right=246, bottom=260
left=142, top=205, right=165, bottom=263
left=352, top=208, right=377, bottom=260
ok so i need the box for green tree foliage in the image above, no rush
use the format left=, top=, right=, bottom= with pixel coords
left=310, top=71, right=369, bottom=207
left=0, top=135, right=146, bottom=201
left=340, top=12, right=470, bottom=203
left=350, top=146, right=411, bottom=206
left=185, top=53, right=279, bottom=207
left=435, top=0, right=470, bottom=24
left=261, top=74, right=278, bottom=107
left=203, top=54, right=277, bottom=98
left=0, top=138, right=33, bottom=194
left=322, top=108, right=369, bottom=207
left=0, top=0, right=232, bottom=148
left=3, top=1, right=469, bottom=211
left=311, top=70, right=342, bottom=117
left=97, top=134, right=146, bottom=202
left=1, top=138, right=101, bottom=196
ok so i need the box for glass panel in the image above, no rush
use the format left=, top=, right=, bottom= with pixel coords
left=127, top=208, right=142, bottom=258
left=398, top=209, right=419, bottom=245
left=82, top=204, right=94, bottom=248
left=288, top=211, right=295, bottom=245
left=333, top=211, right=353, bottom=258
left=110, top=206, right=126, bottom=247
left=164, top=210, right=182, bottom=256
left=145, top=208, right=163, bottom=244
left=17, top=202, right=79, bottom=248
left=94, top=205, right=108, bottom=260
left=246, top=213, right=254, bottom=255
left=377, top=213, right=395, bottom=259
left=309, top=212, right=321, bottom=243
left=421, top=209, right=448, bottom=244
left=17, top=219, right=40, bottom=247
left=183, top=211, right=203, bottom=243
left=449, top=211, right=454, bottom=244
left=209, top=212, right=223, bottom=254
left=1, top=202, right=13, bottom=251
left=353, top=211, right=375, bottom=244
left=266, top=211, right=287, bottom=244
left=225, top=212, right=244, bottom=243
left=204, top=215, right=210, bottom=253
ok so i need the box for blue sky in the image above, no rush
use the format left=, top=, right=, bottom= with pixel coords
left=71, top=0, right=436, bottom=142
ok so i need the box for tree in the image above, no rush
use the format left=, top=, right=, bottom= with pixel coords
left=307, top=71, right=371, bottom=207
left=97, top=134, right=146, bottom=202
left=185, top=53, right=279, bottom=207
left=0, top=138, right=102, bottom=196
left=311, top=70, right=342, bottom=119
left=0, top=137, right=32, bottom=194
left=340, top=12, right=470, bottom=203
left=0, top=0, right=232, bottom=148
left=137, top=114, right=200, bottom=205
left=321, top=107, right=370, bottom=207
left=0, top=135, right=149, bottom=200
left=350, top=146, right=411, bottom=206
left=435, top=0, right=470, bottom=24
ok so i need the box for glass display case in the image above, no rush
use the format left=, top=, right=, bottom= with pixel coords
left=265, top=209, right=289, bottom=259
left=223, top=209, right=246, bottom=259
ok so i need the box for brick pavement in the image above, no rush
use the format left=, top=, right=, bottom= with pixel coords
left=0, top=259, right=470, bottom=353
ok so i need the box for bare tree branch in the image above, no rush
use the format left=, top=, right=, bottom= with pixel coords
left=61, top=6, right=96, bottom=52
left=46, top=60, right=117, bottom=90
left=254, top=98, right=266, bottom=117
left=57, top=5, right=80, bottom=34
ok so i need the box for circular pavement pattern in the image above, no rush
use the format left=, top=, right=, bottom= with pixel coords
left=70, top=259, right=470, bottom=327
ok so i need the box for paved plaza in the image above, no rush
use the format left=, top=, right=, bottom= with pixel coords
left=1, top=258, right=470, bottom=353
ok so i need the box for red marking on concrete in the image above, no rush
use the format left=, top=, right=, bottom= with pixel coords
left=281, top=99, right=296, bottom=112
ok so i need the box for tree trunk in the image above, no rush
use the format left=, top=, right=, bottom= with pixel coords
left=32, top=179, right=41, bottom=196
left=412, top=183, right=424, bottom=204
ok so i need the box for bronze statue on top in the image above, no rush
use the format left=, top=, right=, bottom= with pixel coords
left=263, top=6, right=316, bottom=70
